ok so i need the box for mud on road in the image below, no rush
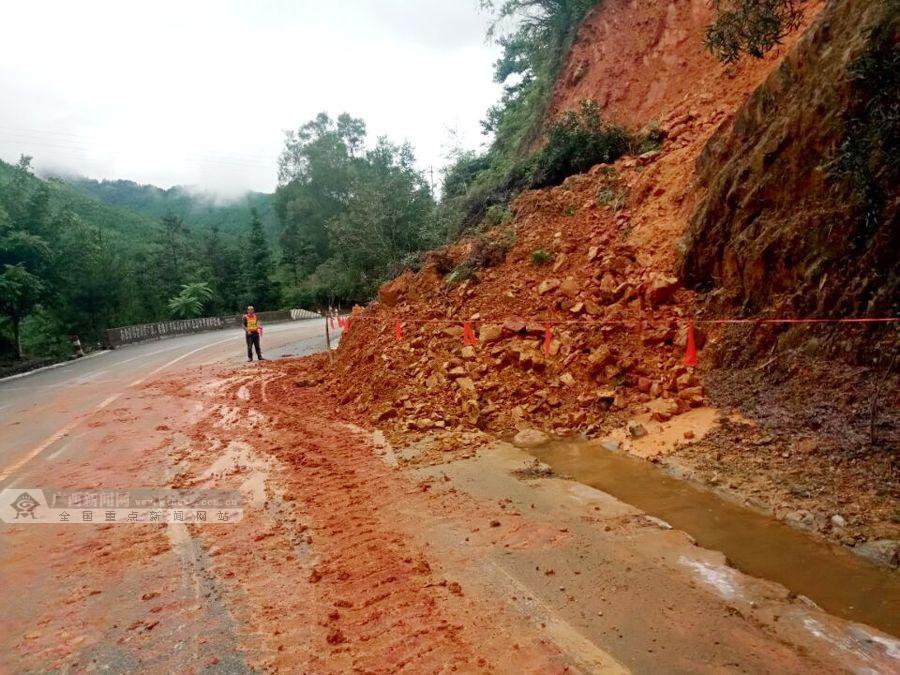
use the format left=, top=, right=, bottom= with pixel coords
left=2, top=358, right=899, bottom=673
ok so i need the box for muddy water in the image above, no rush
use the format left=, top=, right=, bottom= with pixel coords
left=529, top=439, right=900, bottom=638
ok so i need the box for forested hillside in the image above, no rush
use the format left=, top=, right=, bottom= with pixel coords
left=0, top=0, right=632, bottom=366
left=0, top=157, right=280, bottom=366
left=0, top=161, right=160, bottom=242
left=58, top=176, right=278, bottom=239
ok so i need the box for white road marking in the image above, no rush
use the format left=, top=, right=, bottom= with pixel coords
left=679, top=555, right=744, bottom=601
left=0, top=393, right=121, bottom=483
left=488, top=561, right=629, bottom=673
left=74, top=369, right=110, bottom=384
left=128, top=336, right=238, bottom=387
left=0, top=346, right=178, bottom=394
left=45, top=435, right=81, bottom=462
left=109, top=341, right=210, bottom=369
left=0, top=323, right=321, bottom=485
left=2, top=379, right=123, bottom=392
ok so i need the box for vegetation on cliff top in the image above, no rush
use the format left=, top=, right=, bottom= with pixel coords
left=704, top=0, right=805, bottom=63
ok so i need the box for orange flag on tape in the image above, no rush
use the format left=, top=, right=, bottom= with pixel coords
left=684, top=321, right=699, bottom=366
left=544, top=323, right=552, bottom=355
left=395, top=319, right=403, bottom=342
left=462, top=322, right=478, bottom=346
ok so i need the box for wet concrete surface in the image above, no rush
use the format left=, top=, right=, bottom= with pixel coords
left=529, top=438, right=900, bottom=638
left=414, top=440, right=900, bottom=672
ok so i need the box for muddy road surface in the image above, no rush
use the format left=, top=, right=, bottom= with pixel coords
left=1, top=327, right=898, bottom=673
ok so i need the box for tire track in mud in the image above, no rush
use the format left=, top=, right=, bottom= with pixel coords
left=174, top=364, right=574, bottom=673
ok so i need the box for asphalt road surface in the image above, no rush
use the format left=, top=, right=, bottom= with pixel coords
left=1, top=318, right=898, bottom=673
left=0, top=319, right=330, bottom=489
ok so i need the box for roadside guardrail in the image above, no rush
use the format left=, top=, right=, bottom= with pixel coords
left=103, top=309, right=322, bottom=348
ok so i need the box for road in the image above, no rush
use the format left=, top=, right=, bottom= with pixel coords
left=1, top=319, right=898, bottom=673
left=0, top=319, right=328, bottom=489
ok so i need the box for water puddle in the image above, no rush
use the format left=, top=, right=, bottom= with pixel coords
left=528, top=438, right=900, bottom=638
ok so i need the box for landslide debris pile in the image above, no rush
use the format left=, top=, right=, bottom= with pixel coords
left=298, top=0, right=824, bottom=439
left=289, top=0, right=829, bottom=439
left=318, top=154, right=705, bottom=437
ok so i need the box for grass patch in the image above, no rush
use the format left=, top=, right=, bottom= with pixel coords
left=596, top=184, right=626, bottom=211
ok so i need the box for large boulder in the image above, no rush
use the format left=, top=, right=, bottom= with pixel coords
left=479, top=324, right=503, bottom=343
left=855, top=540, right=900, bottom=569
left=377, top=275, right=410, bottom=307
left=646, top=274, right=680, bottom=306
left=512, top=429, right=551, bottom=448
left=537, top=278, right=561, bottom=295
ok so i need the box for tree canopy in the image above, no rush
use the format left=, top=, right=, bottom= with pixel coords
left=276, top=113, right=437, bottom=306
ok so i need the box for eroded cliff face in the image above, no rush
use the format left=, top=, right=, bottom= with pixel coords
left=550, top=0, right=716, bottom=128
left=679, top=0, right=899, bottom=330
left=549, top=0, right=822, bottom=130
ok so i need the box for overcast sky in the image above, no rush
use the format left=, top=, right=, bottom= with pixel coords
left=0, top=0, right=502, bottom=195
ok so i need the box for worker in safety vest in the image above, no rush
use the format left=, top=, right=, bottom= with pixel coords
left=243, top=306, right=265, bottom=362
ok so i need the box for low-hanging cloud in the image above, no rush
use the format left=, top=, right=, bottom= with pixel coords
left=0, top=0, right=501, bottom=197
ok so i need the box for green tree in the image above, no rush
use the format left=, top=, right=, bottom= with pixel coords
left=243, top=209, right=280, bottom=310
left=279, top=219, right=319, bottom=286
left=705, top=0, right=804, bottom=63
left=0, top=264, right=46, bottom=357
left=434, top=1, right=604, bottom=237
left=481, top=0, right=601, bottom=156
left=326, top=139, right=436, bottom=298
left=202, top=224, right=242, bottom=313
left=51, top=207, right=129, bottom=343
left=0, top=157, right=55, bottom=357
left=159, top=214, right=189, bottom=284
left=274, top=112, right=439, bottom=306
left=276, top=112, right=366, bottom=270
left=168, top=282, right=214, bottom=318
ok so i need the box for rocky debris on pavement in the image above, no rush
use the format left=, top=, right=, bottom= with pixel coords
left=512, top=429, right=551, bottom=448
left=275, top=18, right=898, bottom=565
left=512, top=458, right=555, bottom=479
left=854, top=540, right=900, bottom=569
left=627, top=421, right=648, bottom=438
left=320, top=149, right=700, bottom=444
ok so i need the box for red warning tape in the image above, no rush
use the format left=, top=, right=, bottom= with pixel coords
left=352, top=316, right=899, bottom=326
left=339, top=313, right=899, bottom=369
